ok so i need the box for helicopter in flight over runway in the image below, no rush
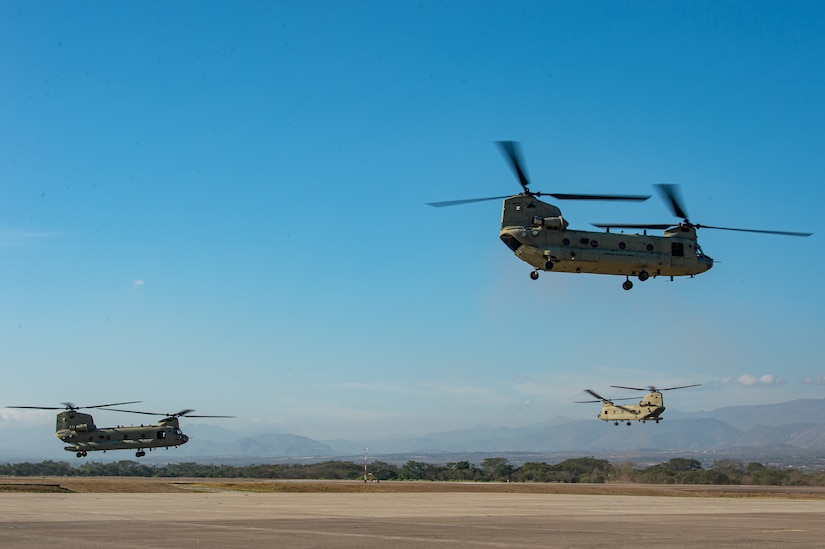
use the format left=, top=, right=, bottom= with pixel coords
left=428, top=141, right=812, bottom=290
left=578, top=385, right=700, bottom=426
left=7, top=402, right=233, bottom=458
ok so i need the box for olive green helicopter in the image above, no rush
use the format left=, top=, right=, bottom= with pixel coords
left=7, top=402, right=233, bottom=458
left=428, top=141, right=812, bottom=290
left=578, top=385, right=700, bottom=426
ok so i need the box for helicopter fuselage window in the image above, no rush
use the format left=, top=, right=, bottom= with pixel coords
left=671, top=242, right=684, bottom=257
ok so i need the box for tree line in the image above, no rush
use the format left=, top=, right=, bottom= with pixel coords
left=2, top=457, right=824, bottom=486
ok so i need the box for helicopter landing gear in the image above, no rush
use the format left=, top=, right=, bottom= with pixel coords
left=530, top=270, right=539, bottom=280
left=544, top=260, right=554, bottom=270
left=76, top=451, right=87, bottom=458
left=613, top=421, right=619, bottom=426
left=136, top=450, right=146, bottom=458
left=638, top=270, right=649, bottom=282
left=626, top=422, right=632, bottom=426
left=622, top=278, right=633, bottom=291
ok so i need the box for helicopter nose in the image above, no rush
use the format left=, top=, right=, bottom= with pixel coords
left=182, top=434, right=189, bottom=444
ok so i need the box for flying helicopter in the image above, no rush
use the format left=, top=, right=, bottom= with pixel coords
left=577, top=384, right=700, bottom=425
left=7, top=402, right=233, bottom=458
left=428, top=141, right=812, bottom=290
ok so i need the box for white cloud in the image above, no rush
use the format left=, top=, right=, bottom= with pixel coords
left=132, top=279, right=145, bottom=287
left=728, top=373, right=783, bottom=387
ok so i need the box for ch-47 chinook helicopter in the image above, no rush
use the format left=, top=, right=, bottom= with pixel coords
left=578, top=385, right=700, bottom=426
left=428, top=141, right=812, bottom=290
left=7, top=402, right=233, bottom=458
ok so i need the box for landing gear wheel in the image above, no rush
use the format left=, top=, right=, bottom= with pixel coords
left=136, top=450, right=145, bottom=457
left=530, top=270, right=539, bottom=280
left=638, top=270, right=649, bottom=282
left=76, top=452, right=83, bottom=458
left=544, top=260, right=554, bottom=270
left=622, top=279, right=633, bottom=291
left=626, top=422, right=632, bottom=426
left=613, top=421, right=619, bottom=426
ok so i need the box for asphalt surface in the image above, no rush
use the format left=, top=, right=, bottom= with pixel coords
left=1, top=491, right=823, bottom=548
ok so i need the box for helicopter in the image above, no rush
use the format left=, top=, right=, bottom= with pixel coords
left=577, top=384, right=700, bottom=426
left=428, top=141, right=812, bottom=290
left=7, top=402, right=233, bottom=458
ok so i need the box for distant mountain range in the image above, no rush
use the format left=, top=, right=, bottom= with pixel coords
left=4, top=399, right=825, bottom=466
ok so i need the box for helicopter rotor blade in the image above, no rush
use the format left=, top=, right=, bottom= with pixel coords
left=6, top=406, right=66, bottom=410
left=96, top=408, right=157, bottom=415
left=426, top=195, right=512, bottom=208
left=655, top=183, right=689, bottom=220
left=658, top=384, right=702, bottom=391
left=544, top=193, right=650, bottom=201
left=610, top=385, right=648, bottom=392
left=83, top=401, right=143, bottom=410
left=592, top=223, right=674, bottom=230
left=615, top=404, right=638, bottom=413
left=694, top=224, right=812, bottom=237
left=8, top=401, right=143, bottom=411
left=497, top=140, right=531, bottom=192
left=584, top=389, right=609, bottom=402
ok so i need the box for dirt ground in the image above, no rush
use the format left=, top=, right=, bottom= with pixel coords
left=2, top=476, right=824, bottom=498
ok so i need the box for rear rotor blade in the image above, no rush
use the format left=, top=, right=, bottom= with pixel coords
left=610, top=385, right=647, bottom=392
left=659, top=384, right=702, bottom=391
left=7, top=405, right=63, bottom=410
left=547, top=193, right=650, bottom=201
left=427, top=195, right=512, bottom=208
left=95, top=408, right=156, bottom=415
left=592, top=223, right=674, bottom=230
left=655, top=184, right=689, bottom=220
left=497, top=140, right=531, bottom=192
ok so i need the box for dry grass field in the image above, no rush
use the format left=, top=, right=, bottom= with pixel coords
left=2, top=476, right=825, bottom=498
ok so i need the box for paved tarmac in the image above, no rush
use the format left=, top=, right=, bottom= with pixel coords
left=1, top=491, right=823, bottom=548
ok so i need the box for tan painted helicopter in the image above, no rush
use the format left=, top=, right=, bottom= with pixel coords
left=428, top=141, right=812, bottom=290
left=578, top=385, right=700, bottom=425
left=7, top=402, right=233, bottom=458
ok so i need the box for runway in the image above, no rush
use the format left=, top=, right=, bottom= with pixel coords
left=1, top=488, right=823, bottom=548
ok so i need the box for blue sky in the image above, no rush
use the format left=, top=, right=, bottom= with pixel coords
left=1, top=1, right=823, bottom=445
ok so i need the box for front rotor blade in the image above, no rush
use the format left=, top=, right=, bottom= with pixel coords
left=547, top=193, right=650, bottom=201
left=497, top=141, right=531, bottom=191
left=695, top=224, right=812, bottom=237
left=655, top=184, right=689, bottom=220
left=427, top=195, right=512, bottom=208
left=183, top=415, right=236, bottom=418
left=86, top=401, right=143, bottom=409
left=659, top=384, right=702, bottom=391
left=610, top=385, right=647, bottom=392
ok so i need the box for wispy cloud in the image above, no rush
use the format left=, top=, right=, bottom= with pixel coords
left=132, top=279, right=146, bottom=288
left=0, top=231, right=61, bottom=247
left=802, top=375, right=825, bottom=386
